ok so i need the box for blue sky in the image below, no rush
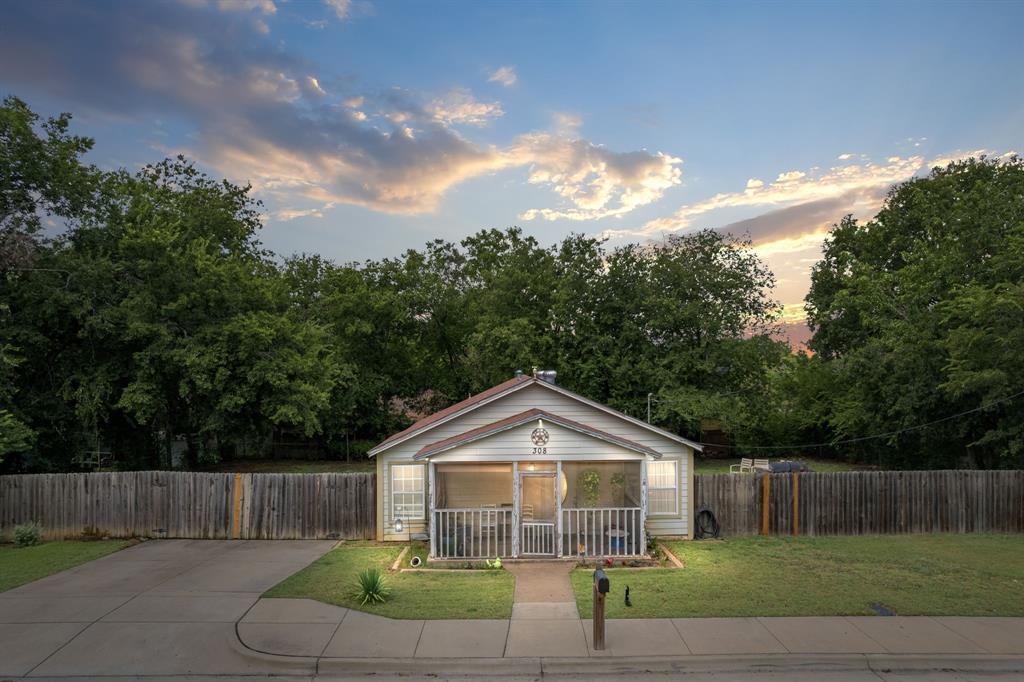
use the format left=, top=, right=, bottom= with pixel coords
left=1, top=0, right=1022, bottom=334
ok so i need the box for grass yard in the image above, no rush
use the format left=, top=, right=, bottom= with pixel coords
left=203, top=459, right=374, bottom=474
left=0, top=540, right=131, bottom=593
left=694, top=457, right=865, bottom=475
left=264, top=541, right=515, bottom=619
left=572, top=534, right=1024, bottom=619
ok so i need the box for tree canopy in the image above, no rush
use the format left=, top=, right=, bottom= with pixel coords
left=1, top=96, right=1022, bottom=471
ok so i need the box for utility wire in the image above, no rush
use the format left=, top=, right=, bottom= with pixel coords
left=656, top=387, right=1024, bottom=452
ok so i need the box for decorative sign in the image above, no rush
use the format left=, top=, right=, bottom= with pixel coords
left=530, top=426, right=549, bottom=455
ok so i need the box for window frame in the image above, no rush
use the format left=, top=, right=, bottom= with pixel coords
left=390, top=463, right=425, bottom=522
left=647, top=459, right=679, bottom=517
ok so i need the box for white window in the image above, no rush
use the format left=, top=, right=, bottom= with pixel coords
left=647, top=460, right=678, bottom=515
left=391, top=464, right=425, bottom=521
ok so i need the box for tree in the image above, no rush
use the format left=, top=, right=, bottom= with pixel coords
left=0, top=95, right=97, bottom=272
left=806, top=157, right=1024, bottom=468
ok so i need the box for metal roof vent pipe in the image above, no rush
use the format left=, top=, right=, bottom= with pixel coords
left=537, top=370, right=557, bottom=385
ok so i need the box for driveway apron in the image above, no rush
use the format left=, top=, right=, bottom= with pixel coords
left=0, top=539, right=334, bottom=678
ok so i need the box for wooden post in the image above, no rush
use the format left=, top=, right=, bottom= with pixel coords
left=593, top=582, right=606, bottom=651
left=511, top=461, right=520, bottom=558
left=792, top=473, right=800, bottom=537
left=761, top=474, right=770, bottom=536
left=639, top=458, right=648, bottom=554
left=231, top=473, right=243, bottom=539
left=555, top=461, right=563, bottom=558
left=428, top=462, right=436, bottom=559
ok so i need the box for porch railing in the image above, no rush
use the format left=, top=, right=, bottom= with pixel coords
left=562, top=507, right=643, bottom=557
left=433, top=508, right=512, bottom=559
left=432, top=506, right=643, bottom=559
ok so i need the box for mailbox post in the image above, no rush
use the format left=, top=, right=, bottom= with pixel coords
left=593, top=568, right=610, bottom=650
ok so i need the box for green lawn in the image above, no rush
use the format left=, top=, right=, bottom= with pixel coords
left=0, top=540, right=131, bottom=593
left=203, top=459, right=374, bottom=474
left=572, top=534, right=1024, bottom=619
left=694, top=457, right=864, bottom=475
left=264, top=542, right=515, bottom=619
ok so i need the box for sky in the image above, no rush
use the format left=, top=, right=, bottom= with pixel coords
left=2, top=0, right=1022, bottom=345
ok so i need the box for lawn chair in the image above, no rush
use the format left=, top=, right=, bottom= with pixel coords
left=753, top=458, right=771, bottom=472
left=730, top=457, right=754, bottom=474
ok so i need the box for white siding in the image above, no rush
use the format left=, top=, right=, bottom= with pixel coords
left=379, top=383, right=693, bottom=538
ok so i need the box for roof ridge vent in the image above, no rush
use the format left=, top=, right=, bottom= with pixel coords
left=537, top=369, right=557, bottom=385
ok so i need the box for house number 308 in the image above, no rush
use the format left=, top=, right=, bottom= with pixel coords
left=531, top=446, right=547, bottom=455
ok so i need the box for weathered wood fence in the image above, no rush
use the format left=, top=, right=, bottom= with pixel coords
left=0, top=471, right=375, bottom=541
left=695, top=470, right=1024, bottom=537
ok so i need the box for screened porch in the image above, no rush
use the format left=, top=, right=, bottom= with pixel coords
left=429, top=460, right=646, bottom=560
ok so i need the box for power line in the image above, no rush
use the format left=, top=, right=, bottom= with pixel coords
left=654, top=387, right=1024, bottom=452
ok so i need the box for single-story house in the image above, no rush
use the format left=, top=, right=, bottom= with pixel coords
left=370, top=370, right=701, bottom=559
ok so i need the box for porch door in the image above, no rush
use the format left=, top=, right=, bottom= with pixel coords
left=519, top=472, right=556, bottom=556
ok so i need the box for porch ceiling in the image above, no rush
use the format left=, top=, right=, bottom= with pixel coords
left=413, top=408, right=662, bottom=460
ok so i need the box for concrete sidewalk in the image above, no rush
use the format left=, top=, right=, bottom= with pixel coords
left=3, top=540, right=1024, bottom=680
left=236, top=597, right=1024, bottom=661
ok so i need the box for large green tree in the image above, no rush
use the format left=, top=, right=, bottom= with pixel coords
left=806, top=157, right=1024, bottom=468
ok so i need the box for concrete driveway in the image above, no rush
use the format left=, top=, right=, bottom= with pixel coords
left=0, top=539, right=334, bottom=678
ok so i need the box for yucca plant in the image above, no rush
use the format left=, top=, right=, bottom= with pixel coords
left=354, top=567, right=389, bottom=605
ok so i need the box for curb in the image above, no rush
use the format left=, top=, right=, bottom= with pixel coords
left=231, top=626, right=1024, bottom=679
left=228, top=622, right=319, bottom=674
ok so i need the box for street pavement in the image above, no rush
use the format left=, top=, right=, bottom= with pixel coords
left=2, top=539, right=1024, bottom=680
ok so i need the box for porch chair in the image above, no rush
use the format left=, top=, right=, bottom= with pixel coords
left=730, top=457, right=754, bottom=474
left=753, top=458, right=771, bottom=472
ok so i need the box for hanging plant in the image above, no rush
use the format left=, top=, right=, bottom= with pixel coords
left=610, top=472, right=626, bottom=504
left=578, top=469, right=600, bottom=507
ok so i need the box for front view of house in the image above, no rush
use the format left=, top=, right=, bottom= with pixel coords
left=371, top=371, right=700, bottom=559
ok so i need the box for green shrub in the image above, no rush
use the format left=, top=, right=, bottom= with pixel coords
left=14, top=521, right=42, bottom=547
left=80, top=525, right=106, bottom=541
left=354, top=567, right=389, bottom=605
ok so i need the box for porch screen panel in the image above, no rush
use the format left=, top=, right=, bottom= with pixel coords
left=648, top=460, right=678, bottom=515
left=392, top=464, right=425, bottom=520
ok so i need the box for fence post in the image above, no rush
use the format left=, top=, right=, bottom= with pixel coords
left=761, top=474, right=770, bottom=535
left=792, top=473, right=800, bottom=537
left=231, top=473, right=243, bottom=539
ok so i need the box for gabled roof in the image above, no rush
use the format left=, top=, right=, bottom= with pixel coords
left=413, top=408, right=663, bottom=460
left=368, top=375, right=702, bottom=456
left=371, top=375, right=531, bottom=454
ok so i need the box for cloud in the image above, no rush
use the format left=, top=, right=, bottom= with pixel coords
left=324, top=0, right=351, bottom=20
left=427, top=89, right=504, bottom=126
left=487, top=65, right=517, bottom=87
left=0, top=1, right=679, bottom=219
left=515, top=137, right=682, bottom=221
left=274, top=206, right=326, bottom=221
left=603, top=154, right=960, bottom=240
left=216, top=0, right=277, bottom=15
left=837, top=153, right=853, bottom=160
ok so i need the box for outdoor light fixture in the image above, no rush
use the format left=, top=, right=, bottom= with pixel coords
left=394, top=517, right=404, bottom=534
left=527, top=463, right=535, bottom=471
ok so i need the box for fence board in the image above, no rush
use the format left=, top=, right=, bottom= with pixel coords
left=1, top=471, right=376, bottom=541
left=695, top=470, right=1024, bottom=537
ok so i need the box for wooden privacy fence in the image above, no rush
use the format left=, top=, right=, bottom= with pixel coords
left=0, top=471, right=375, bottom=541
left=695, top=470, right=1024, bottom=537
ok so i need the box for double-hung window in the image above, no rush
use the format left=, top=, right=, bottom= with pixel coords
left=647, top=460, right=678, bottom=515
left=391, top=464, right=425, bottom=521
